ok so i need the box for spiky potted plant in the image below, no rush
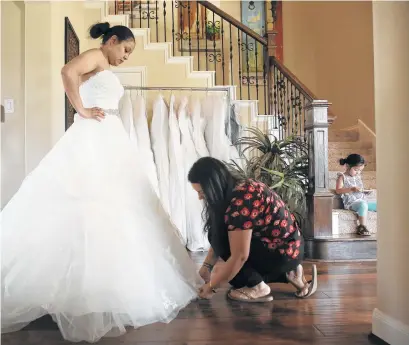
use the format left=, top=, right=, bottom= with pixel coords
left=228, top=127, right=309, bottom=226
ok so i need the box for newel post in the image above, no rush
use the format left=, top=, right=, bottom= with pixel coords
left=304, top=100, right=333, bottom=238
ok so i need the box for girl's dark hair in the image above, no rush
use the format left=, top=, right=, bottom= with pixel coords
left=89, top=22, right=135, bottom=44
left=188, top=157, right=238, bottom=256
left=339, top=153, right=365, bottom=167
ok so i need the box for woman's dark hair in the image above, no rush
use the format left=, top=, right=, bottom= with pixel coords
left=339, top=154, right=365, bottom=167
left=188, top=157, right=238, bottom=256
left=89, top=22, right=134, bottom=44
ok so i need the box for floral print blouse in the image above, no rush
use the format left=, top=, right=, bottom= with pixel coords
left=224, top=179, right=303, bottom=260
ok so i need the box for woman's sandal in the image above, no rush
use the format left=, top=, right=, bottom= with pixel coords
left=287, top=264, right=318, bottom=298
left=357, top=225, right=371, bottom=236
left=227, top=287, right=274, bottom=303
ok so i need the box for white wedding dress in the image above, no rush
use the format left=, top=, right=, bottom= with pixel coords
left=178, top=97, right=210, bottom=252
left=0, top=70, right=202, bottom=343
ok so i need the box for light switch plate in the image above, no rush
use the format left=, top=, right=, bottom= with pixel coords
left=4, top=99, right=14, bottom=114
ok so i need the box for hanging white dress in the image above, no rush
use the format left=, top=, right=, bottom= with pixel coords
left=150, top=95, right=171, bottom=214
left=191, top=98, right=210, bottom=157
left=132, top=95, right=159, bottom=196
left=0, top=70, right=202, bottom=343
left=168, top=95, right=187, bottom=245
left=178, top=97, right=210, bottom=252
left=203, top=94, right=240, bottom=164
left=119, top=89, right=138, bottom=147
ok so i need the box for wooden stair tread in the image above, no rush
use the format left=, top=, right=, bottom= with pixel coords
left=306, top=234, right=377, bottom=242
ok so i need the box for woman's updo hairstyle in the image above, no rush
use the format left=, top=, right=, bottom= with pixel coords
left=89, top=22, right=135, bottom=44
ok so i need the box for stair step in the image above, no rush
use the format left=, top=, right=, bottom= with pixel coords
left=329, top=130, right=359, bottom=142
left=328, top=141, right=372, bottom=149
left=329, top=147, right=374, bottom=158
left=333, top=208, right=377, bottom=235
left=305, top=234, right=377, bottom=261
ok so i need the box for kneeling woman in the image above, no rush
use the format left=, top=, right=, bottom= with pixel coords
left=188, top=157, right=317, bottom=302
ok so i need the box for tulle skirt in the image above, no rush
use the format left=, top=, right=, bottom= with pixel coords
left=1, top=114, right=202, bottom=343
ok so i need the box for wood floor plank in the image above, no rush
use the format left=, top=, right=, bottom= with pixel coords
left=1, top=257, right=380, bottom=345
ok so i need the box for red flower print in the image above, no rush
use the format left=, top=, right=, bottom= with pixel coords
left=276, top=200, right=281, bottom=207
left=226, top=206, right=231, bottom=213
left=273, top=238, right=283, bottom=245
left=268, top=243, right=277, bottom=250
left=283, top=232, right=290, bottom=238
left=265, top=215, right=273, bottom=225
left=279, top=249, right=285, bottom=255
left=266, top=206, right=271, bottom=213
left=248, top=185, right=255, bottom=193
left=231, top=211, right=240, bottom=217
left=286, top=247, right=294, bottom=256
left=272, top=229, right=281, bottom=237
left=266, top=197, right=271, bottom=204
left=240, top=207, right=250, bottom=217
left=292, top=249, right=300, bottom=259
left=244, top=193, right=253, bottom=200
left=273, top=207, right=278, bottom=214
left=290, top=214, right=295, bottom=221
left=295, top=240, right=301, bottom=248
left=228, top=225, right=235, bottom=230
left=289, top=225, right=295, bottom=233
left=235, top=199, right=244, bottom=206
left=250, top=209, right=259, bottom=219
left=256, top=219, right=265, bottom=226
left=260, top=205, right=265, bottom=212
left=274, top=220, right=280, bottom=226
left=253, top=200, right=261, bottom=208
left=284, top=210, right=289, bottom=218
left=224, top=215, right=229, bottom=223
left=280, top=219, right=288, bottom=228
left=243, top=221, right=253, bottom=229
left=236, top=185, right=246, bottom=191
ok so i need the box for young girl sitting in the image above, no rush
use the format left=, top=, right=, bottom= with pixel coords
left=335, top=154, right=377, bottom=236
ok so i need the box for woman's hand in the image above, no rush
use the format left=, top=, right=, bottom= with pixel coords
left=198, top=283, right=215, bottom=299
left=351, top=186, right=362, bottom=193
left=79, top=107, right=105, bottom=121
left=199, top=265, right=212, bottom=283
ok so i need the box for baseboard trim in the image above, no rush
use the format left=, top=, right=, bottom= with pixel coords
left=372, top=308, right=409, bottom=345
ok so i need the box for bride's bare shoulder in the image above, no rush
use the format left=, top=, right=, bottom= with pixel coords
left=62, top=49, right=108, bottom=77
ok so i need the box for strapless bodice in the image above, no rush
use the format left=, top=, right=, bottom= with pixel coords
left=79, top=70, right=124, bottom=110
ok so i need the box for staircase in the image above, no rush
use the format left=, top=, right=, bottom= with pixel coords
left=323, top=125, right=377, bottom=260
left=85, top=1, right=375, bottom=261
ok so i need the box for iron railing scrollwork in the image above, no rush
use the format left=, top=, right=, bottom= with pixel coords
left=113, top=0, right=317, bottom=141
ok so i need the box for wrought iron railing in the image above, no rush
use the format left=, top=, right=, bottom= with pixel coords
left=112, top=0, right=333, bottom=140
left=113, top=0, right=270, bottom=115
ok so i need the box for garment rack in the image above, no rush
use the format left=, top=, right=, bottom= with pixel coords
left=123, top=85, right=233, bottom=121
left=123, top=85, right=232, bottom=102
left=122, top=85, right=240, bottom=144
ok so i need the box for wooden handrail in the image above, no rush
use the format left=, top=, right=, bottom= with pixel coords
left=270, top=56, right=336, bottom=119
left=270, top=57, right=315, bottom=101
left=197, top=0, right=268, bottom=46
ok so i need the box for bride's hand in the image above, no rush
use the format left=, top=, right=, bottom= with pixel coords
left=80, top=107, right=105, bottom=121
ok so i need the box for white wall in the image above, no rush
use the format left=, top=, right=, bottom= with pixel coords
left=1, top=1, right=26, bottom=207
left=372, top=1, right=409, bottom=344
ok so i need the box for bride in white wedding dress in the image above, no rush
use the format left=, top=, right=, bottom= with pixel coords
left=0, top=23, right=202, bottom=343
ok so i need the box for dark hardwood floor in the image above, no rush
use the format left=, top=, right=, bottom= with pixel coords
left=2, top=253, right=380, bottom=345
